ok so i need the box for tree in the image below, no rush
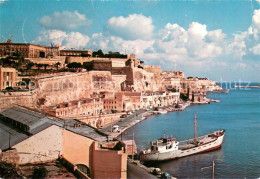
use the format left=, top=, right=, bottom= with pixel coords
left=55, top=62, right=61, bottom=71
left=92, top=49, right=104, bottom=57
left=36, top=63, right=43, bottom=70
left=26, top=62, right=35, bottom=70
left=43, top=64, right=49, bottom=71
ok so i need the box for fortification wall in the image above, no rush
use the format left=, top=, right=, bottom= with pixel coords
left=0, top=91, right=36, bottom=111
left=143, top=65, right=162, bottom=78
left=34, top=71, right=119, bottom=107
left=112, top=66, right=134, bottom=85
left=66, top=56, right=128, bottom=65
left=27, top=57, right=66, bottom=65
left=1, top=71, right=124, bottom=110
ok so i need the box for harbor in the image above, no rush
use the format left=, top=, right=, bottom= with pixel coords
left=124, top=86, right=260, bottom=178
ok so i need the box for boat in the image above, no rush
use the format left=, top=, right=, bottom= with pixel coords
left=158, top=110, right=168, bottom=114
left=139, top=115, right=225, bottom=162
left=207, top=89, right=229, bottom=94
left=233, top=85, right=260, bottom=88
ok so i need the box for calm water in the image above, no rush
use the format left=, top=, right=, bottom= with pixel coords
left=126, top=85, right=260, bottom=178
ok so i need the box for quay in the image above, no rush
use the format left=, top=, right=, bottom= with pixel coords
left=100, top=101, right=191, bottom=138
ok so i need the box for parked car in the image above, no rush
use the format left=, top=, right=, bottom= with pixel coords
left=127, top=111, right=132, bottom=115
left=112, top=125, right=120, bottom=132
left=151, top=168, right=162, bottom=175
left=161, top=172, right=172, bottom=179
left=120, top=114, right=127, bottom=118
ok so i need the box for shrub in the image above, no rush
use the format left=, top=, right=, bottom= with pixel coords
left=0, top=161, right=20, bottom=178
left=32, top=166, right=48, bottom=178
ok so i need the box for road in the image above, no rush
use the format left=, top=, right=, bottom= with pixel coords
left=100, top=109, right=147, bottom=136
left=127, top=160, right=158, bottom=179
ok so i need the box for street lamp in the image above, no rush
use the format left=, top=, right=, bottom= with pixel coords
left=201, top=160, right=215, bottom=179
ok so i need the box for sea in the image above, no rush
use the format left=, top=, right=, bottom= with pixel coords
left=126, top=83, right=260, bottom=178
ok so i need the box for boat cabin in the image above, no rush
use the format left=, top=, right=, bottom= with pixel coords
left=150, top=137, right=179, bottom=153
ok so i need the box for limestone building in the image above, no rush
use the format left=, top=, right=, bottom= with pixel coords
left=0, top=66, right=18, bottom=90
left=0, top=40, right=57, bottom=58
left=60, top=49, right=92, bottom=57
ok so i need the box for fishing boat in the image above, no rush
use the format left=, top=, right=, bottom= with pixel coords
left=139, top=115, right=225, bottom=162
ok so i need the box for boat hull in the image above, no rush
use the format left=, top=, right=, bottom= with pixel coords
left=140, top=134, right=224, bottom=162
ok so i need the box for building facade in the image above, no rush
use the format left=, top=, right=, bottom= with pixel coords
left=0, top=67, right=17, bottom=90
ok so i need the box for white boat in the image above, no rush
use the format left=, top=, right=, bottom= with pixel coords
left=140, top=115, right=225, bottom=162
left=158, top=110, right=168, bottom=114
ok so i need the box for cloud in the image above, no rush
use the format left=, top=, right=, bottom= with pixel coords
left=249, top=44, right=260, bottom=55
left=154, top=22, right=224, bottom=61
left=39, top=11, right=92, bottom=31
left=188, top=22, right=207, bottom=40
left=107, top=14, right=154, bottom=40
left=89, top=33, right=154, bottom=56
left=256, top=0, right=260, bottom=3
left=206, top=29, right=226, bottom=42
left=64, top=32, right=90, bottom=49
left=34, top=30, right=89, bottom=49
left=251, top=9, right=260, bottom=39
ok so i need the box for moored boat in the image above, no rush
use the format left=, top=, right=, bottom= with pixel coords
left=139, top=115, right=225, bottom=162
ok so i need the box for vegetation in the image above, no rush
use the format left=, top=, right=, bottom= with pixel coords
left=92, top=49, right=127, bottom=58
left=43, top=64, right=49, bottom=71
left=26, top=62, right=35, bottom=70
left=83, top=61, right=94, bottom=71
left=55, top=62, right=61, bottom=71
left=36, top=63, right=44, bottom=70
left=32, top=166, right=48, bottom=178
left=67, top=62, right=82, bottom=69
left=0, top=161, right=21, bottom=178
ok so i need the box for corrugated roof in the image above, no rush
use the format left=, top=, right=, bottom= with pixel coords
left=64, top=119, right=108, bottom=142
left=0, top=107, right=46, bottom=128
left=0, top=107, right=109, bottom=150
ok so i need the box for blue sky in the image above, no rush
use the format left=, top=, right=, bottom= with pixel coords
left=1, top=0, right=260, bottom=81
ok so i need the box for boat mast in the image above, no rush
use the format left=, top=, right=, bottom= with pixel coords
left=194, top=114, right=197, bottom=143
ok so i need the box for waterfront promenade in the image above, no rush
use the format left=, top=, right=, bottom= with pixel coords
left=100, top=109, right=147, bottom=137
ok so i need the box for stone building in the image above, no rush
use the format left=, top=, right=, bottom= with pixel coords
left=60, top=49, right=92, bottom=57
left=44, top=98, right=103, bottom=118
left=188, top=88, right=207, bottom=103
left=181, top=77, right=221, bottom=94
left=103, top=92, right=141, bottom=112
left=162, top=71, right=185, bottom=79
left=0, top=40, right=57, bottom=58
left=0, top=106, right=127, bottom=179
left=141, top=91, right=180, bottom=109
left=0, top=66, right=18, bottom=90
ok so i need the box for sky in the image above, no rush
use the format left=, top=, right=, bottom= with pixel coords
left=0, top=0, right=260, bottom=82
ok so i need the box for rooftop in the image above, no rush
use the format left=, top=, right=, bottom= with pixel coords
left=0, top=107, right=48, bottom=129
left=0, top=107, right=109, bottom=151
